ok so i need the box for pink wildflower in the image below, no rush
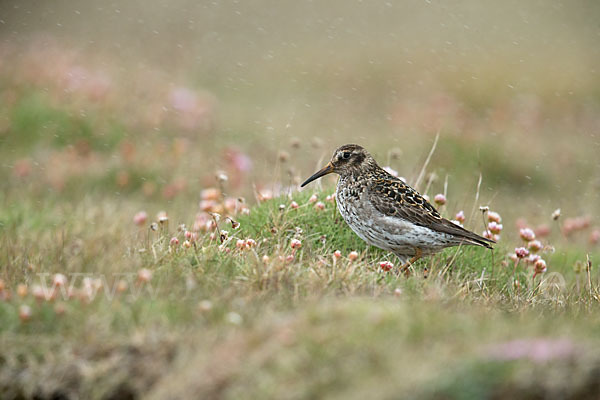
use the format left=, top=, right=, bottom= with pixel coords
left=133, top=211, right=148, bottom=226
left=433, top=194, right=446, bottom=206
left=519, top=228, right=536, bottom=242
left=515, top=247, right=529, bottom=259
left=380, top=261, right=394, bottom=272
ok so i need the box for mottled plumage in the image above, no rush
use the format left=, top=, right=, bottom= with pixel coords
left=301, top=144, right=494, bottom=271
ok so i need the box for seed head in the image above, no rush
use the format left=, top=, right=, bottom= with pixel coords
left=157, top=211, right=168, bottom=223
left=216, top=172, right=229, bottom=183
left=552, top=208, right=561, bottom=220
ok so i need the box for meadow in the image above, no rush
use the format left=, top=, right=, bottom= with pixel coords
left=1, top=1, right=600, bottom=399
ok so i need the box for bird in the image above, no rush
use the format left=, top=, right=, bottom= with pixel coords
left=301, top=144, right=494, bottom=273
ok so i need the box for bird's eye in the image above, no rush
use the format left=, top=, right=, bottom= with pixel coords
left=342, top=152, right=351, bottom=160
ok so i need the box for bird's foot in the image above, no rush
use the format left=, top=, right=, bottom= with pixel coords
left=398, top=248, right=422, bottom=278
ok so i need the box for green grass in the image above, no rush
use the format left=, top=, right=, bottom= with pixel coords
left=1, top=189, right=600, bottom=398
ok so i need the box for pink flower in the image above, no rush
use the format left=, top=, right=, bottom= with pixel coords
left=455, top=210, right=465, bottom=223
left=290, top=239, right=302, bottom=249
left=333, top=250, right=342, bottom=259
left=170, top=237, right=180, bottom=246
left=433, top=194, right=446, bottom=206
left=487, top=211, right=502, bottom=223
left=19, top=305, right=32, bottom=322
left=533, top=259, right=547, bottom=277
left=17, top=284, right=28, bottom=298
left=528, top=240, right=542, bottom=253
left=515, top=247, right=529, bottom=258
left=535, top=224, right=551, bottom=238
left=348, top=251, right=359, bottom=261
left=290, top=201, right=299, bottom=209
left=133, top=211, right=148, bottom=226
left=488, top=222, right=503, bottom=234
left=201, top=188, right=221, bottom=201
left=53, top=273, right=67, bottom=287
left=589, top=229, right=600, bottom=245
left=380, top=261, right=394, bottom=272
left=185, top=230, right=198, bottom=242
left=32, top=285, right=46, bottom=301
left=487, top=339, right=575, bottom=363
left=137, top=268, right=153, bottom=283
left=519, top=228, right=536, bottom=242
left=169, top=86, right=198, bottom=112
left=245, top=238, right=257, bottom=248
left=314, top=201, right=325, bottom=211
left=236, top=239, right=246, bottom=250
left=308, top=194, right=318, bottom=203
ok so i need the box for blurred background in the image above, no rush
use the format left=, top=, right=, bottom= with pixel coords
left=1, top=0, right=600, bottom=227
left=3, top=2, right=600, bottom=398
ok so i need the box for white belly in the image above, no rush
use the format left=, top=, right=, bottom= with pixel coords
left=335, top=180, right=455, bottom=258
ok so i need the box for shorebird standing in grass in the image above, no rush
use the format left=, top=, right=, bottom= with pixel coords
left=301, top=144, right=494, bottom=273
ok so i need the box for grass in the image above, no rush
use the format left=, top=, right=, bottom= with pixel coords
left=1, top=187, right=600, bottom=399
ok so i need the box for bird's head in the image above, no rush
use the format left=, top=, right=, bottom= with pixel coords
left=301, top=144, right=376, bottom=187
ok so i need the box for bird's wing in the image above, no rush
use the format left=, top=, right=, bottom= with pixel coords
left=367, top=176, right=494, bottom=248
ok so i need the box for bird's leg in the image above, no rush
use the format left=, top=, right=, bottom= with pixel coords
left=400, top=248, right=422, bottom=277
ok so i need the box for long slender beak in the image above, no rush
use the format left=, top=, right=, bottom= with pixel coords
left=300, top=162, right=334, bottom=187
